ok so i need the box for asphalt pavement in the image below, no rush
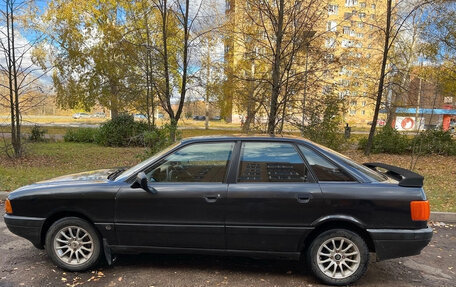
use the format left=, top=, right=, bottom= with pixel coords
left=0, top=202, right=455, bottom=287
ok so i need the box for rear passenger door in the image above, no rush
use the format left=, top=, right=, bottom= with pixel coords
left=226, top=141, right=323, bottom=253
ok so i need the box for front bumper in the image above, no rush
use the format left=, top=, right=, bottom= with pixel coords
left=367, top=227, right=433, bottom=261
left=4, top=214, right=45, bottom=248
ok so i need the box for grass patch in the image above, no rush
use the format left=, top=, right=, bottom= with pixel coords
left=0, top=142, right=143, bottom=191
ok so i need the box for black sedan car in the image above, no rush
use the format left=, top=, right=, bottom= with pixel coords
left=4, top=136, right=432, bottom=285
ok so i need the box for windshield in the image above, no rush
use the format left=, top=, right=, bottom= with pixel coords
left=114, top=142, right=180, bottom=181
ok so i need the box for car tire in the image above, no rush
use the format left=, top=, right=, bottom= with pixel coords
left=45, top=217, right=101, bottom=271
left=307, top=229, right=369, bottom=286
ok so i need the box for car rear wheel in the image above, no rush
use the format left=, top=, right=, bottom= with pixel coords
left=307, top=229, right=369, bottom=286
left=45, top=217, right=101, bottom=271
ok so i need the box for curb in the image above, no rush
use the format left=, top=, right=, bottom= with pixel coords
left=430, top=212, right=456, bottom=224
left=0, top=192, right=8, bottom=200
left=1, top=190, right=455, bottom=223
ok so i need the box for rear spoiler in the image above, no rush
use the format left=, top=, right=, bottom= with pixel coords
left=363, top=162, right=424, bottom=188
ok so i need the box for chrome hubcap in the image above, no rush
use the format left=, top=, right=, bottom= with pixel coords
left=53, top=226, right=93, bottom=265
left=317, top=237, right=360, bottom=279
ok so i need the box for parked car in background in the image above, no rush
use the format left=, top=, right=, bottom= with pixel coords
left=367, top=119, right=386, bottom=126
left=72, top=113, right=90, bottom=119
left=212, top=115, right=222, bottom=121
left=91, top=112, right=106, bottom=118
left=156, top=113, right=164, bottom=119
left=133, top=114, right=147, bottom=120
left=193, top=115, right=206, bottom=121
left=4, top=136, right=432, bottom=285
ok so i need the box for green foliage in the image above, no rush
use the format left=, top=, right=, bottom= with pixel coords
left=95, top=114, right=149, bottom=147
left=301, top=95, right=346, bottom=151
left=358, top=126, right=411, bottom=154
left=143, top=124, right=182, bottom=157
left=28, top=125, right=46, bottom=142
left=359, top=127, right=456, bottom=155
left=64, top=128, right=97, bottom=143
left=412, top=129, right=456, bottom=156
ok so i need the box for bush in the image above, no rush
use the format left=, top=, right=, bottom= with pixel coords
left=95, top=114, right=148, bottom=147
left=358, top=126, right=410, bottom=154
left=64, top=128, right=97, bottom=143
left=412, top=129, right=456, bottom=156
left=301, top=94, right=346, bottom=151
left=28, top=125, right=46, bottom=142
left=143, top=124, right=181, bottom=156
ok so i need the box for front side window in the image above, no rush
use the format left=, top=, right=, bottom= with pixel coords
left=299, top=145, right=354, bottom=182
left=238, top=142, right=309, bottom=183
left=148, top=142, right=234, bottom=182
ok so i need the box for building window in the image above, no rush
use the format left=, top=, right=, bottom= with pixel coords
left=225, top=0, right=230, bottom=10
left=358, top=22, right=364, bottom=28
left=370, top=14, right=376, bottom=20
left=325, top=38, right=336, bottom=48
left=345, top=0, right=358, bottom=7
left=325, top=54, right=335, bottom=61
left=327, top=21, right=337, bottom=32
left=359, top=12, right=366, bottom=18
left=341, top=39, right=354, bottom=48
left=371, top=4, right=376, bottom=9
left=356, top=33, right=364, bottom=38
left=360, top=2, right=366, bottom=8
left=362, top=101, right=367, bottom=106
left=328, top=4, right=338, bottom=15
left=344, top=12, right=352, bottom=20
left=370, top=24, right=374, bottom=30
left=343, top=26, right=351, bottom=35
left=350, top=100, right=357, bottom=106
left=350, top=109, right=356, bottom=115
left=361, top=110, right=366, bottom=115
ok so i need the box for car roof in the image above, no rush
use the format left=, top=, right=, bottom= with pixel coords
left=180, top=135, right=312, bottom=144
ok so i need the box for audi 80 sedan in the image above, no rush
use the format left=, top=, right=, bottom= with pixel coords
left=4, top=136, right=432, bottom=285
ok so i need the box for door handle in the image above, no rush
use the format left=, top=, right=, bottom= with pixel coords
left=297, top=194, right=311, bottom=204
left=204, top=194, right=221, bottom=203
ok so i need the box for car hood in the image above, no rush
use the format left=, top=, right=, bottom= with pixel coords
left=35, top=169, right=114, bottom=184
left=7, top=169, right=123, bottom=200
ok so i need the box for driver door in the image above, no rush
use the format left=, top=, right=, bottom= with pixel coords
left=115, top=141, right=234, bottom=249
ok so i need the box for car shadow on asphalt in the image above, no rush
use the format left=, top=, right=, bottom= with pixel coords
left=111, top=252, right=311, bottom=276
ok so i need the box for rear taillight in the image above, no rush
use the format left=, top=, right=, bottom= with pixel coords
left=410, top=200, right=430, bottom=221
left=5, top=199, right=13, bottom=215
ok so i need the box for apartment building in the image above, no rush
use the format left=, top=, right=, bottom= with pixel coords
left=223, top=0, right=386, bottom=126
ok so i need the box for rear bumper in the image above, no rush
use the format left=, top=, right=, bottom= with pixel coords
left=4, top=214, right=45, bottom=248
left=367, top=227, right=433, bottom=261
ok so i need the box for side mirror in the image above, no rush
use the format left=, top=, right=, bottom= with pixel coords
left=135, top=172, right=157, bottom=193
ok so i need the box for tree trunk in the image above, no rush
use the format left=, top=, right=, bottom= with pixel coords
left=267, top=0, right=284, bottom=135
left=365, top=0, right=392, bottom=155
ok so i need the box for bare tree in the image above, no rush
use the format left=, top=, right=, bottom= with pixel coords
left=227, top=0, right=328, bottom=135
left=365, top=0, right=431, bottom=155
left=0, top=0, right=50, bottom=157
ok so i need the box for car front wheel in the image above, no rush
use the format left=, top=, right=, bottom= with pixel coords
left=45, top=217, right=101, bottom=271
left=307, top=229, right=369, bottom=286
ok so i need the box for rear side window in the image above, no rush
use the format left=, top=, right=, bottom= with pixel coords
left=298, top=145, right=354, bottom=182
left=238, top=142, right=309, bottom=182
